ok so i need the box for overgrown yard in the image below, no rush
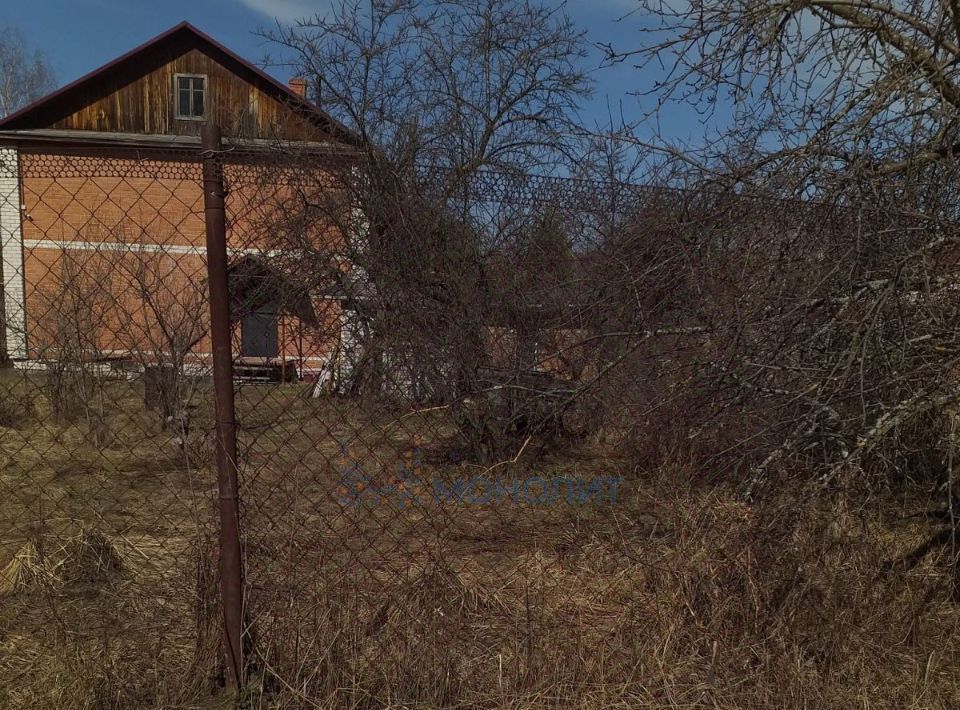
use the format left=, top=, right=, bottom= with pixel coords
left=1, top=372, right=959, bottom=709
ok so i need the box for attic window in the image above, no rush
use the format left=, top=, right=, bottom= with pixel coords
left=174, top=74, right=206, bottom=120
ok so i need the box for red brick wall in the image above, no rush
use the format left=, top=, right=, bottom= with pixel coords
left=19, top=151, right=349, bottom=375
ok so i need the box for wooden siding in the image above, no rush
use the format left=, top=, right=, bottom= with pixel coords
left=48, top=48, right=328, bottom=141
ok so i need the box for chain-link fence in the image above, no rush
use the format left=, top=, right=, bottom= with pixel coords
left=0, top=129, right=665, bottom=708
left=0, top=143, right=215, bottom=705
left=4, top=125, right=960, bottom=710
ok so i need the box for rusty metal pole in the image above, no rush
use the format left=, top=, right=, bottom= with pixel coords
left=201, top=123, right=244, bottom=690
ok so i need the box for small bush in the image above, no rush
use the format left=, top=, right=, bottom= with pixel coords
left=0, top=392, right=34, bottom=429
left=44, top=364, right=86, bottom=422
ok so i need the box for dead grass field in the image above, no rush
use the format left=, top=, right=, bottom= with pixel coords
left=1, top=371, right=959, bottom=708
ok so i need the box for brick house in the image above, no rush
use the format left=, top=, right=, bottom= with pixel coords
left=0, top=22, right=360, bottom=381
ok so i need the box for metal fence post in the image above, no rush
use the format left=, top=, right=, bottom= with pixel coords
left=201, top=123, right=244, bottom=690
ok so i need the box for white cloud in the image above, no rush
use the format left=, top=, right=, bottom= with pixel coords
left=236, top=0, right=333, bottom=23
left=242, top=0, right=641, bottom=23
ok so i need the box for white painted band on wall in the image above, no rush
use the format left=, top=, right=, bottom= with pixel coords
left=0, top=147, right=26, bottom=359
left=22, top=238, right=356, bottom=264
left=22, top=238, right=282, bottom=257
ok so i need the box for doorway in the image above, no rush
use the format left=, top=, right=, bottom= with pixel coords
left=240, top=306, right=279, bottom=358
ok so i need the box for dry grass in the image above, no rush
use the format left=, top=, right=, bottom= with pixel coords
left=0, top=373, right=959, bottom=708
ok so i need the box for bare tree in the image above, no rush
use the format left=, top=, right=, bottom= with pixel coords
left=0, top=26, right=55, bottom=118
left=605, top=3, right=960, bottom=183
left=33, top=249, right=113, bottom=444
left=110, top=240, right=209, bottom=434
left=265, top=0, right=590, bottom=171
left=252, top=0, right=593, bottom=456
left=598, top=3, right=960, bottom=568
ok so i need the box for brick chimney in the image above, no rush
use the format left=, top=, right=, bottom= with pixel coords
left=288, top=77, right=308, bottom=99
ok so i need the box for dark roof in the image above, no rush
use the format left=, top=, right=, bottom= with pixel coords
left=0, top=21, right=360, bottom=146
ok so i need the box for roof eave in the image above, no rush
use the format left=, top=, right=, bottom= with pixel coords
left=0, top=128, right=362, bottom=158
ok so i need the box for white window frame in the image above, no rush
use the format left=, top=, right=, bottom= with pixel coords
left=173, top=73, right=208, bottom=121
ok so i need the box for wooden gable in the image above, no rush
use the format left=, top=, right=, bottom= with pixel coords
left=0, top=22, right=358, bottom=145
left=45, top=47, right=324, bottom=140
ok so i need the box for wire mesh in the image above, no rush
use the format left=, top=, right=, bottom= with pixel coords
left=221, top=149, right=643, bottom=706
left=0, top=148, right=223, bottom=706
left=0, top=144, right=667, bottom=707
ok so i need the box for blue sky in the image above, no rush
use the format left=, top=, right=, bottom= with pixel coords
left=2, top=0, right=703, bottom=142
